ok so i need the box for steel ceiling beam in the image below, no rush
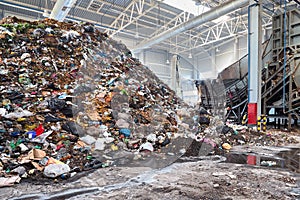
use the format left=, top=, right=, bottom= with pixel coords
left=132, top=0, right=249, bottom=53
left=0, top=1, right=43, bottom=15
left=2, top=0, right=296, bottom=57
left=178, top=14, right=248, bottom=48
left=105, top=0, right=157, bottom=37
left=149, top=11, right=192, bottom=38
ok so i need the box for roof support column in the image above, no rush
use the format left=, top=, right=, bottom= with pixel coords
left=248, top=0, right=262, bottom=125
left=211, top=48, right=217, bottom=78
left=170, top=55, right=181, bottom=97
left=234, top=37, right=239, bottom=62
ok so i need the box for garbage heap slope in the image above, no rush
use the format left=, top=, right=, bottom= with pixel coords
left=0, top=17, right=199, bottom=184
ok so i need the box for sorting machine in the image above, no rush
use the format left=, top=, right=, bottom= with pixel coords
left=196, top=9, right=300, bottom=128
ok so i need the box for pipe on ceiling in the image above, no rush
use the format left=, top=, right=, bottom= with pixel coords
left=132, top=0, right=249, bottom=53
left=50, top=0, right=77, bottom=21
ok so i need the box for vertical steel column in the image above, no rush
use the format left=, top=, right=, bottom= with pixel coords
left=193, top=56, right=199, bottom=80
left=288, top=73, right=292, bottom=130
left=170, top=55, right=178, bottom=92
left=248, top=0, right=262, bottom=125
left=138, top=50, right=145, bottom=65
left=234, top=37, right=239, bottom=62
left=211, top=48, right=217, bottom=78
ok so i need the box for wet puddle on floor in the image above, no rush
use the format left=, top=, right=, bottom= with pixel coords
left=278, top=148, right=300, bottom=173
left=11, top=163, right=177, bottom=200
left=11, top=147, right=300, bottom=200
left=224, top=147, right=300, bottom=198
left=224, top=147, right=300, bottom=173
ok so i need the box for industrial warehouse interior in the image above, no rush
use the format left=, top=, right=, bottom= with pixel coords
left=0, top=0, right=299, bottom=199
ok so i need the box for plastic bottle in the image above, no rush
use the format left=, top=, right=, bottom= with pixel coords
left=39, top=157, right=49, bottom=166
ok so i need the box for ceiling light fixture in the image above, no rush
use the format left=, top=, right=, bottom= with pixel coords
left=135, top=32, right=139, bottom=38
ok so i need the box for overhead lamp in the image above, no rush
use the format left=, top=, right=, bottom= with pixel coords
left=216, top=47, right=220, bottom=52
left=188, top=53, right=193, bottom=59
left=166, top=59, right=170, bottom=64
left=135, top=32, right=139, bottom=38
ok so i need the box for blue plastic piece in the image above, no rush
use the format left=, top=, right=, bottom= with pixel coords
left=26, top=131, right=36, bottom=139
left=58, top=94, right=67, bottom=99
left=119, top=128, right=131, bottom=137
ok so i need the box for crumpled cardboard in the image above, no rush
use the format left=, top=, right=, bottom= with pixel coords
left=19, top=149, right=47, bottom=164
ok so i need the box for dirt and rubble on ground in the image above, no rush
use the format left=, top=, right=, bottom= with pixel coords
left=0, top=16, right=299, bottom=192
left=0, top=158, right=299, bottom=200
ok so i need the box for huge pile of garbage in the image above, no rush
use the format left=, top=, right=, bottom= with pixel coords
left=0, top=17, right=205, bottom=186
